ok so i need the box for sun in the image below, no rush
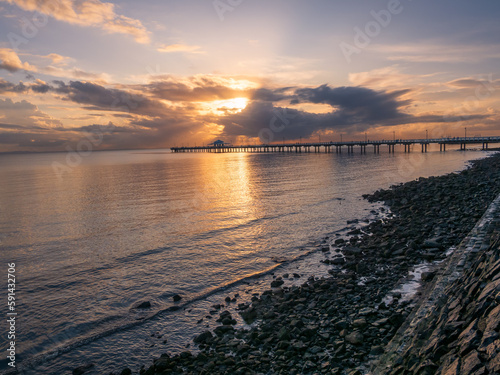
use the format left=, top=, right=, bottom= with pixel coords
left=219, top=97, right=249, bottom=112
left=198, top=97, right=249, bottom=115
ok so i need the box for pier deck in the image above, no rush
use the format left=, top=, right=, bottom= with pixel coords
left=171, top=136, right=500, bottom=154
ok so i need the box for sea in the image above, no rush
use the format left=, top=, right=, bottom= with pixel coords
left=0, top=145, right=494, bottom=374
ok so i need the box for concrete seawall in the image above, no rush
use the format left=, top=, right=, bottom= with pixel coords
left=373, top=193, right=500, bottom=374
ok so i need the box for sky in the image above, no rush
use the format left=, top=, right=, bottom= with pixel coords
left=0, top=0, right=499, bottom=152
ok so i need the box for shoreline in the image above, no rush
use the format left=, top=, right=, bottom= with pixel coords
left=100, top=151, right=500, bottom=375
left=374, top=191, right=500, bottom=374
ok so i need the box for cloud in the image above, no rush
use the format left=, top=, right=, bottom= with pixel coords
left=0, top=78, right=53, bottom=94
left=144, top=79, right=241, bottom=102
left=217, top=84, right=490, bottom=141
left=0, top=48, right=37, bottom=72
left=0, top=78, right=27, bottom=93
left=372, top=43, right=500, bottom=63
left=42, top=65, right=109, bottom=82
left=0, top=97, right=62, bottom=129
left=1, top=75, right=495, bottom=152
left=43, top=53, right=71, bottom=65
left=447, top=76, right=500, bottom=89
left=53, top=80, right=170, bottom=117
left=1, top=0, right=150, bottom=43
left=292, top=85, right=412, bottom=122
left=348, top=66, right=423, bottom=89
left=157, top=43, right=204, bottom=54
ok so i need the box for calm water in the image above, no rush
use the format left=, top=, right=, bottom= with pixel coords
left=0, top=146, right=493, bottom=374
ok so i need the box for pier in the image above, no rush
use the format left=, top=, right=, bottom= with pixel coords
left=171, top=136, right=500, bottom=154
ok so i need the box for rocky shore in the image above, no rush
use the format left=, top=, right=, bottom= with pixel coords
left=108, top=152, right=500, bottom=375
left=374, top=192, right=500, bottom=374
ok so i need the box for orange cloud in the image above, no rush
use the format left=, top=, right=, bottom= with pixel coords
left=0, top=48, right=37, bottom=72
left=157, top=43, right=204, bottom=54
left=1, top=0, right=150, bottom=43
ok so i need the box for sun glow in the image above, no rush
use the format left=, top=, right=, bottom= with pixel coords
left=198, top=97, right=249, bottom=115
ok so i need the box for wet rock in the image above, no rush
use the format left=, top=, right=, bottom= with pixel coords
left=271, top=278, right=284, bottom=287
left=239, top=307, right=257, bottom=323
left=194, top=331, right=213, bottom=344
left=460, top=351, right=485, bottom=374
left=352, top=318, right=367, bottom=328
left=134, top=301, right=151, bottom=309
left=214, top=325, right=235, bottom=336
left=421, top=271, right=437, bottom=282
left=331, top=257, right=345, bottom=265
left=131, top=154, right=500, bottom=375
left=72, top=364, right=94, bottom=375
left=172, top=294, right=182, bottom=302
left=345, top=332, right=364, bottom=345
left=370, top=345, right=385, bottom=355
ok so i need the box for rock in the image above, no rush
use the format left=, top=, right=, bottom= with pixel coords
left=277, top=326, right=290, bottom=341
left=421, top=271, right=437, bottom=282
left=352, top=318, right=367, bottom=328
left=214, top=325, right=235, bottom=336
left=440, top=357, right=461, bottom=375
left=488, top=351, right=500, bottom=373
left=460, top=351, right=485, bottom=374
left=344, top=246, right=362, bottom=255
left=370, top=345, right=384, bottom=355
left=240, top=307, right=257, bottom=323
left=458, top=319, right=480, bottom=356
left=345, top=332, right=364, bottom=345
left=423, top=239, right=442, bottom=248
left=271, top=278, right=284, bottom=287
left=358, top=307, right=376, bottom=316
left=330, top=257, right=345, bottom=265
left=120, top=369, right=132, bottom=375
left=173, top=294, right=182, bottom=302
left=134, top=301, right=151, bottom=309
left=194, top=331, right=213, bottom=344
left=335, top=320, right=349, bottom=330
left=153, top=357, right=171, bottom=372
left=73, top=364, right=94, bottom=375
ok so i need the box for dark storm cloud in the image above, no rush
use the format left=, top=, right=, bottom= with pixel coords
left=0, top=79, right=28, bottom=93
left=53, top=81, right=154, bottom=114
left=0, top=79, right=55, bottom=94
left=144, top=80, right=239, bottom=101
left=1, top=76, right=493, bottom=151
left=250, top=87, right=294, bottom=102
left=31, top=83, right=51, bottom=93
left=219, top=84, right=487, bottom=140
left=292, top=85, right=412, bottom=121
